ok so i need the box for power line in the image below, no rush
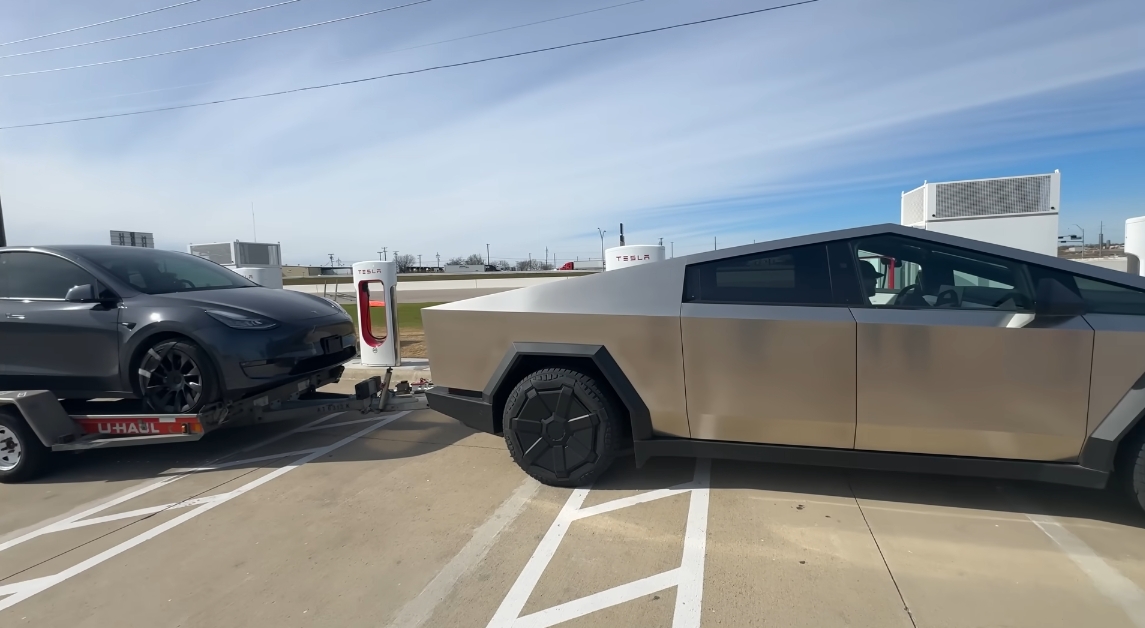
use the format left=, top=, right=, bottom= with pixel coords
left=2, top=0, right=434, bottom=77
left=1, top=0, right=317, bottom=60
left=21, top=0, right=666, bottom=110
left=379, top=0, right=657, bottom=57
left=0, top=0, right=822, bottom=130
left=0, top=0, right=211, bottom=48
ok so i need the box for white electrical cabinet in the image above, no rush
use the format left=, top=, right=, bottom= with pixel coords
left=901, top=171, right=1060, bottom=257
left=189, top=241, right=284, bottom=288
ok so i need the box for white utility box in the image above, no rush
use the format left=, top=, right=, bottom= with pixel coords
left=901, top=171, right=1060, bottom=257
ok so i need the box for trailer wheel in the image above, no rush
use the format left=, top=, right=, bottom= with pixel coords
left=0, top=410, right=51, bottom=483
left=503, top=368, right=622, bottom=487
left=138, top=340, right=219, bottom=414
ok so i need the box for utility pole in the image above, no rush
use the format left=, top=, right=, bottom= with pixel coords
left=1099, top=221, right=1104, bottom=256
left=671, top=242, right=674, bottom=258
left=714, top=237, right=717, bottom=251
left=0, top=187, right=7, bottom=247
left=328, top=254, right=334, bottom=266
left=436, top=252, right=440, bottom=269
left=486, top=243, right=491, bottom=265
left=377, top=251, right=383, bottom=261
left=418, top=254, right=422, bottom=267
left=379, top=247, right=387, bottom=261
left=597, top=228, right=606, bottom=262
left=545, top=246, right=548, bottom=268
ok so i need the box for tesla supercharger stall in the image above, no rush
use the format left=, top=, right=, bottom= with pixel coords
left=352, top=261, right=400, bottom=367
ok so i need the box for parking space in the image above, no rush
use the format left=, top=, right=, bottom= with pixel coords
left=4, top=404, right=1145, bottom=627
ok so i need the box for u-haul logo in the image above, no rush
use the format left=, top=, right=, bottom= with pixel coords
left=98, top=422, right=160, bottom=435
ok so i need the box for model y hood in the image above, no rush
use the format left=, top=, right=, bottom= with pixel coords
left=160, top=287, right=345, bottom=321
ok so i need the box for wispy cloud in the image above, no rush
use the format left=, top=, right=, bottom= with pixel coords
left=1, top=0, right=1142, bottom=263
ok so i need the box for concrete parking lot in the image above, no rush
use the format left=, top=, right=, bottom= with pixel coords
left=3, top=386, right=1145, bottom=627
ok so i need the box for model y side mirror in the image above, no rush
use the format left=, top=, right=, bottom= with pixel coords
left=65, top=283, right=118, bottom=304
left=65, top=284, right=96, bottom=302
left=1034, top=278, right=1085, bottom=317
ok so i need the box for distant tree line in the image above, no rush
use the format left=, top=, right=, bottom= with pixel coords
left=392, top=253, right=553, bottom=272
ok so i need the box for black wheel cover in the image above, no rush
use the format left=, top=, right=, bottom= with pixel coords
left=138, top=344, right=206, bottom=413
left=506, top=377, right=603, bottom=481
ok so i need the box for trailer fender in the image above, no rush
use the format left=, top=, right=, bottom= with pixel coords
left=0, top=390, right=84, bottom=447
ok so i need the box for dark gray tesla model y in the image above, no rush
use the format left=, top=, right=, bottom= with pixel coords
left=0, top=246, right=356, bottom=413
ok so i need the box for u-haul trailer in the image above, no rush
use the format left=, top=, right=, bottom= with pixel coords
left=0, top=366, right=392, bottom=482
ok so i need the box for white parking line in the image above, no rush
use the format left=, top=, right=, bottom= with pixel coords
left=0, top=412, right=346, bottom=553
left=0, top=411, right=410, bottom=612
left=486, top=459, right=712, bottom=628
left=54, top=493, right=233, bottom=530
left=1027, top=514, right=1145, bottom=628
left=386, top=477, right=541, bottom=628
left=299, top=416, right=390, bottom=432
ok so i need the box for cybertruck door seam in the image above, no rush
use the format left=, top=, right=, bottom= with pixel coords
left=1080, top=369, right=1145, bottom=471
left=1079, top=314, right=1145, bottom=471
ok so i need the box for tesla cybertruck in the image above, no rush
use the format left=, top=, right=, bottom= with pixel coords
left=424, top=224, right=1145, bottom=512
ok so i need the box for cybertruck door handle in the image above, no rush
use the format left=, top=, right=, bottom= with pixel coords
left=5, top=314, right=25, bottom=319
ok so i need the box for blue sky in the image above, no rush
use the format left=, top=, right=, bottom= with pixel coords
left=0, top=0, right=1142, bottom=265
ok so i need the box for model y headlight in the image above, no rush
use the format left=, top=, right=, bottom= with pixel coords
left=206, top=309, right=279, bottom=330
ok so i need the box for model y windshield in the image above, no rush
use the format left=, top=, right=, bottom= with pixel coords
left=82, top=247, right=256, bottom=294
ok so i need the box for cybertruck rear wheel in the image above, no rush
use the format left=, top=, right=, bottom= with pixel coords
left=1123, top=428, right=1145, bottom=514
left=137, top=340, right=220, bottom=414
left=503, top=368, right=622, bottom=487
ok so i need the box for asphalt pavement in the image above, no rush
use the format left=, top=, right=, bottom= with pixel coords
left=3, top=384, right=1145, bottom=627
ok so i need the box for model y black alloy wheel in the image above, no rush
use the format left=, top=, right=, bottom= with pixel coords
left=137, top=340, right=219, bottom=414
left=503, top=368, right=621, bottom=487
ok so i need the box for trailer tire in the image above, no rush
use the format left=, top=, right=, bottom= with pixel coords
left=503, top=368, right=622, bottom=487
left=0, top=410, right=51, bottom=483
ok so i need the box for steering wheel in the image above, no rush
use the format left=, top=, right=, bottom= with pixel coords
left=891, top=284, right=929, bottom=307
left=934, top=289, right=960, bottom=308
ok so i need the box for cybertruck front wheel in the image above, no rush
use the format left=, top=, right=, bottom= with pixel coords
left=503, top=368, right=622, bottom=487
left=1123, top=428, right=1145, bottom=514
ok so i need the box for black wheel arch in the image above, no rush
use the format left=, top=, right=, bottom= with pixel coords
left=122, top=327, right=224, bottom=399
left=1080, top=370, right=1145, bottom=475
left=483, top=343, right=652, bottom=440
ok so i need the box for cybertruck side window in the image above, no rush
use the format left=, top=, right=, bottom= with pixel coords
left=1074, top=276, right=1145, bottom=316
left=682, top=244, right=834, bottom=305
left=845, top=235, right=1034, bottom=310
left=0, top=252, right=95, bottom=300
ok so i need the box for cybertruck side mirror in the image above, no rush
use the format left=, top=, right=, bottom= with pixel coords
left=1034, top=278, right=1085, bottom=317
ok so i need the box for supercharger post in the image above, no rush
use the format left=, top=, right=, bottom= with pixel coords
left=352, top=261, right=400, bottom=367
